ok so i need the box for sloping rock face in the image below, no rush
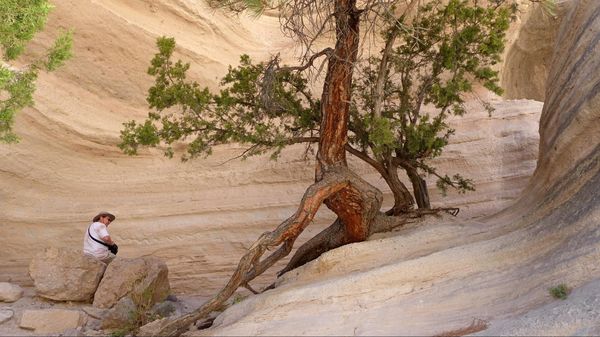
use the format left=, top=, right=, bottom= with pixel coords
left=501, top=4, right=565, bottom=101
left=29, top=248, right=106, bottom=302
left=531, top=0, right=600, bottom=194
left=474, top=279, right=600, bottom=336
left=190, top=1, right=600, bottom=335
left=93, top=256, right=170, bottom=309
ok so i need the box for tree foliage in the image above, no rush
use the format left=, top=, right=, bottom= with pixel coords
left=120, top=0, right=520, bottom=212
left=0, top=0, right=73, bottom=143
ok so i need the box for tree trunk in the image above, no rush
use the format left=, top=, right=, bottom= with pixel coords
left=344, top=147, right=414, bottom=216
left=316, top=0, right=380, bottom=244
left=382, top=162, right=415, bottom=215
left=141, top=1, right=385, bottom=335
left=405, top=166, right=431, bottom=209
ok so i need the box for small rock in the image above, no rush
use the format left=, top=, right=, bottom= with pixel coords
left=81, top=306, right=108, bottom=319
left=61, top=327, right=84, bottom=336
left=101, top=296, right=137, bottom=329
left=0, top=282, right=24, bottom=302
left=20, top=309, right=86, bottom=334
left=85, top=317, right=102, bottom=331
left=152, top=301, right=176, bottom=318
left=0, top=308, right=14, bottom=324
left=82, top=329, right=106, bottom=336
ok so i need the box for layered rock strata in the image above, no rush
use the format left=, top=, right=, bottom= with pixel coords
left=0, top=0, right=542, bottom=296
left=188, top=1, right=600, bottom=335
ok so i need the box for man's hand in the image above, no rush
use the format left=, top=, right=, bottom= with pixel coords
left=108, top=243, right=119, bottom=255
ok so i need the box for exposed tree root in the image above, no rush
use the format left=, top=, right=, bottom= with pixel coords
left=279, top=206, right=458, bottom=275
left=139, top=166, right=381, bottom=336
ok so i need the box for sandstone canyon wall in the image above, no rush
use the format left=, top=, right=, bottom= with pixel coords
left=0, top=0, right=544, bottom=297
left=189, top=1, right=600, bottom=335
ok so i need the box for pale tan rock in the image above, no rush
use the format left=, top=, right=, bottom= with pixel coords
left=19, top=309, right=85, bottom=334
left=81, top=306, right=108, bottom=320
left=93, top=256, right=170, bottom=309
left=0, top=282, right=23, bottom=302
left=500, top=3, right=566, bottom=101
left=0, top=1, right=597, bottom=336
left=28, top=247, right=106, bottom=302
left=0, top=0, right=542, bottom=297
left=0, top=309, right=14, bottom=324
left=100, top=296, right=136, bottom=329
left=138, top=317, right=171, bottom=337
left=184, top=1, right=600, bottom=335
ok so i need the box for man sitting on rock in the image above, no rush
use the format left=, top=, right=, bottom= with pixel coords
left=83, top=211, right=118, bottom=263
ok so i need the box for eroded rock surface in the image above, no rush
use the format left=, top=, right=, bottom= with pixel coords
left=19, top=309, right=85, bottom=334
left=187, top=1, right=600, bottom=335
left=100, top=296, right=137, bottom=330
left=93, top=256, right=170, bottom=309
left=29, top=248, right=106, bottom=302
left=0, top=0, right=542, bottom=297
left=0, top=309, right=13, bottom=325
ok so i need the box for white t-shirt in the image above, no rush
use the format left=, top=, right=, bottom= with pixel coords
left=83, top=222, right=110, bottom=259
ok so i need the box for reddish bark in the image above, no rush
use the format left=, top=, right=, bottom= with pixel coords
left=317, top=0, right=376, bottom=244
left=316, top=0, right=360, bottom=172
left=143, top=1, right=386, bottom=335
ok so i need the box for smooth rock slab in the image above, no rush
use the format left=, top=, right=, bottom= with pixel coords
left=0, top=282, right=23, bottom=302
left=29, top=247, right=106, bottom=302
left=0, top=308, right=14, bottom=324
left=19, top=309, right=85, bottom=334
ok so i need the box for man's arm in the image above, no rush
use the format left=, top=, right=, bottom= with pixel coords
left=101, top=235, right=115, bottom=245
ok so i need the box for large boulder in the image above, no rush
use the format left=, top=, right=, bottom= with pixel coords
left=0, top=282, right=23, bottom=302
left=29, top=247, right=106, bottom=302
left=19, top=309, right=86, bottom=334
left=93, top=256, right=170, bottom=309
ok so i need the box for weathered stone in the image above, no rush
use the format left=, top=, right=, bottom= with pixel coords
left=84, top=317, right=102, bottom=331
left=61, top=327, right=85, bottom=336
left=101, top=296, right=136, bottom=329
left=29, top=247, right=106, bottom=302
left=152, top=301, right=176, bottom=318
left=0, top=282, right=23, bottom=302
left=19, top=309, right=85, bottom=334
left=138, top=317, right=171, bottom=337
left=0, top=308, right=14, bottom=324
left=82, top=329, right=106, bottom=336
left=93, top=256, right=170, bottom=309
left=81, top=306, right=108, bottom=320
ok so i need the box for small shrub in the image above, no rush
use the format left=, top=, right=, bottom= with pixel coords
left=109, top=329, right=127, bottom=337
left=109, top=286, right=165, bottom=336
left=549, top=284, right=569, bottom=300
